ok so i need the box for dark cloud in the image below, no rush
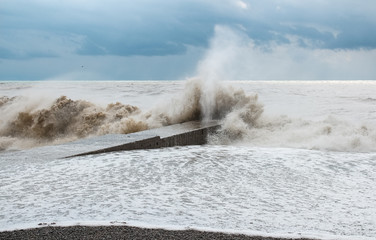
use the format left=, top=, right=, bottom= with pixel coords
left=1, top=0, right=376, bottom=60
left=0, top=0, right=375, bottom=80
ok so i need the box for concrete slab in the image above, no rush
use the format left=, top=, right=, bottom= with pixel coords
left=65, top=120, right=220, bottom=157
left=0, top=121, right=220, bottom=160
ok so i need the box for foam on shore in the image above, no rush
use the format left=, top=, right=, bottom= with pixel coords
left=1, top=221, right=374, bottom=240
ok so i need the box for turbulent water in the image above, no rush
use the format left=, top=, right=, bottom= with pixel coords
left=1, top=80, right=375, bottom=152
left=0, top=80, right=375, bottom=239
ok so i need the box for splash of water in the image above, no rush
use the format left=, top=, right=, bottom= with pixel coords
left=0, top=96, right=146, bottom=150
left=1, top=26, right=375, bottom=152
left=0, top=77, right=263, bottom=151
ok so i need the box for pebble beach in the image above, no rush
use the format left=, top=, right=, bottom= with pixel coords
left=0, top=226, right=317, bottom=240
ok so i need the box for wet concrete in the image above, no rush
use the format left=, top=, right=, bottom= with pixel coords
left=65, top=120, right=220, bottom=158
left=0, top=121, right=220, bottom=161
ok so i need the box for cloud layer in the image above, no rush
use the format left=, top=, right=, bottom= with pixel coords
left=1, top=0, right=376, bottom=80
left=198, top=26, right=376, bottom=80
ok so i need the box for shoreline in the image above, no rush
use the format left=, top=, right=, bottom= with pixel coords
left=0, top=225, right=318, bottom=240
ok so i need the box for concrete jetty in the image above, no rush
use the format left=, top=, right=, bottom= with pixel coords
left=64, top=120, right=220, bottom=158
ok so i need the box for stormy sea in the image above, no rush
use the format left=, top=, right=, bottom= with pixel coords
left=0, top=79, right=375, bottom=240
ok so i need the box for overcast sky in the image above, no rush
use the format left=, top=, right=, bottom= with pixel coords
left=1, top=0, right=376, bottom=80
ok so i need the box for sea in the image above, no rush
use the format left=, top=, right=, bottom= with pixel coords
left=0, top=79, right=375, bottom=240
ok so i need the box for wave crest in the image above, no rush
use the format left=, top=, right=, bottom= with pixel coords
left=0, top=95, right=147, bottom=149
left=0, top=78, right=263, bottom=151
left=2, top=80, right=374, bottom=152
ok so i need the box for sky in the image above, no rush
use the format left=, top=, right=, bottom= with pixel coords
left=1, top=0, right=376, bottom=80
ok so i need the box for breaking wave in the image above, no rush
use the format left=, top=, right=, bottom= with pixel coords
left=0, top=78, right=263, bottom=151
left=211, top=114, right=376, bottom=152
left=1, top=78, right=375, bottom=152
left=0, top=96, right=148, bottom=150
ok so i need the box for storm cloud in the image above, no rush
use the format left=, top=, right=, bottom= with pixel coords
left=1, top=0, right=375, bottom=80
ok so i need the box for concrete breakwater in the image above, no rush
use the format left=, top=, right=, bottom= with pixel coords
left=65, top=120, right=220, bottom=158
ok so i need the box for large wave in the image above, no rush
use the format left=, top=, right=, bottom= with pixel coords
left=0, top=78, right=263, bottom=151
left=3, top=24, right=375, bottom=152
left=1, top=78, right=375, bottom=152
left=0, top=95, right=147, bottom=150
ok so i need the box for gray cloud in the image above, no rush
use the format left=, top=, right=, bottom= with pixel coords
left=197, top=26, right=376, bottom=80
left=1, top=0, right=373, bottom=58
left=0, top=0, right=375, bottom=80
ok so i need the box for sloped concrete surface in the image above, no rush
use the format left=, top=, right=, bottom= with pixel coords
left=68, top=120, right=220, bottom=157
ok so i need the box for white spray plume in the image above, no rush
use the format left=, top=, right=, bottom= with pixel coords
left=196, top=25, right=248, bottom=121
left=197, top=25, right=376, bottom=82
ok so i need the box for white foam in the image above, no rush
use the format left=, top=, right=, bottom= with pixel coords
left=1, top=80, right=376, bottom=239
left=1, top=146, right=375, bottom=238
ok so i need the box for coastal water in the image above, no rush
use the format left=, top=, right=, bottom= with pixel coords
left=0, top=80, right=375, bottom=239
